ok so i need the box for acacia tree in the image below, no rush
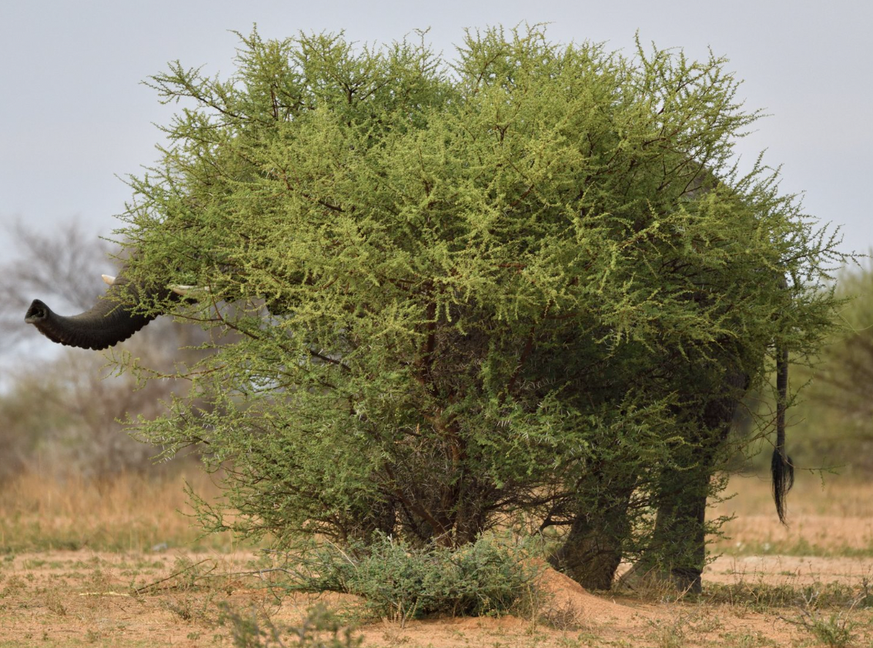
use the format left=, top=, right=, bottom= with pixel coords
left=118, top=28, right=843, bottom=583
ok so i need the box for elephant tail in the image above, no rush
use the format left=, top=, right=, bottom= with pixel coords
left=771, top=343, right=794, bottom=525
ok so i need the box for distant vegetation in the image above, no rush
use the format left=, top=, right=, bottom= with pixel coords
left=771, top=258, right=873, bottom=475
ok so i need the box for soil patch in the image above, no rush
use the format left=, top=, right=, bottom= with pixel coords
left=1, top=549, right=871, bottom=647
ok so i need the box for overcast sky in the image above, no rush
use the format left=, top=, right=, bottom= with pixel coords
left=1, top=1, right=870, bottom=272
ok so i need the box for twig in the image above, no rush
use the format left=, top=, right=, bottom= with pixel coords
left=132, top=558, right=216, bottom=595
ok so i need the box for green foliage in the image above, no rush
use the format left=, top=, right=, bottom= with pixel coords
left=222, top=603, right=362, bottom=648
left=783, top=588, right=862, bottom=648
left=120, top=26, right=846, bottom=563
left=705, top=580, right=873, bottom=611
left=280, top=533, right=540, bottom=620
left=804, top=614, right=855, bottom=648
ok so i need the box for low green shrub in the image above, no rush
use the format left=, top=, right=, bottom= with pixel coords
left=282, top=533, right=541, bottom=620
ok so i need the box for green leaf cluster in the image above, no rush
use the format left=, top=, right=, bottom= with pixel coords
left=280, top=533, right=539, bottom=619
left=121, top=27, right=845, bottom=555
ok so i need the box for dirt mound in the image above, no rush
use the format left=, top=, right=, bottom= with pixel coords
left=535, top=563, right=656, bottom=625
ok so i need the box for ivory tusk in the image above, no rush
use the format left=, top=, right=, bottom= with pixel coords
left=102, top=274, right=117, bottom=285
left=170, top=284, right=194, bottom=296
left=170, top=284, right=210, bottom=297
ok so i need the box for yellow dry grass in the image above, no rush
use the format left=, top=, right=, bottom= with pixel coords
left=0, top=468, right=872, bottom=647
left=1, top=465, right=871, bottom=556
left=712, top=471, right=873, bottom=556
left=0, top=468, right=234, bottom=552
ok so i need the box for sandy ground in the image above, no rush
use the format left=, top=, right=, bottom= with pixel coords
left=1, top=549, right=871, bottom=647
left=2, top=475, right=872, bottom=646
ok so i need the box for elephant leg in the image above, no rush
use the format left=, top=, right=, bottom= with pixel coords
left=628, top=370, right=746, bottom=594
left=625, top=465, right=708, bottom=594
left=549, top=488, right=632, bottom=590
left=549, top=517, right=624, bottom=590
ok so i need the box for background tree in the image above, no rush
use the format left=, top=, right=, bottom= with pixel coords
left=1, top=221, right=110, bottom=349
left=95, top=27, right=844, bottom=585
left=0, top=222, right=209, bottom=479
left=781, top=261, right=873, bottom=474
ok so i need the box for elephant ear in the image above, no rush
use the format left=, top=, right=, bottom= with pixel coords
left=25, top=271, right=174, bottom=350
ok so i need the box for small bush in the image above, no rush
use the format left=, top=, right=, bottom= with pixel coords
left=804, top=613, right=855, bottom=648
left=222, top=603, right=362, bottom=648
left=282, top=533, right=541, bottom=620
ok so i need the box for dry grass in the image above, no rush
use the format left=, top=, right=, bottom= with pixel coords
left=0, top=468, right=872, bottom=647
left=711, top=471, right=873, bottom=556
left=0, top=468, right=236, bottom=553
left=2, top=465, right=871, bottom=556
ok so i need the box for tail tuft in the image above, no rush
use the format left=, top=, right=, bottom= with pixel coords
left=771, top=449, right=794, bottom=525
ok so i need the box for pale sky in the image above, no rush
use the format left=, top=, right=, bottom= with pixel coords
left=1, top=0, right=870, bottom=270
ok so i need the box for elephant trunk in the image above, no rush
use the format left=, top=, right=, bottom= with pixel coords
left=25, top=272, right=174, bottom=350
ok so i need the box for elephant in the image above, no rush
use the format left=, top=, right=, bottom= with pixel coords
left=25, top=256, right=793, bottom=592
left=547, top=278, right=793, bottom=593
left=636, top=346, right=790, bottom=593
